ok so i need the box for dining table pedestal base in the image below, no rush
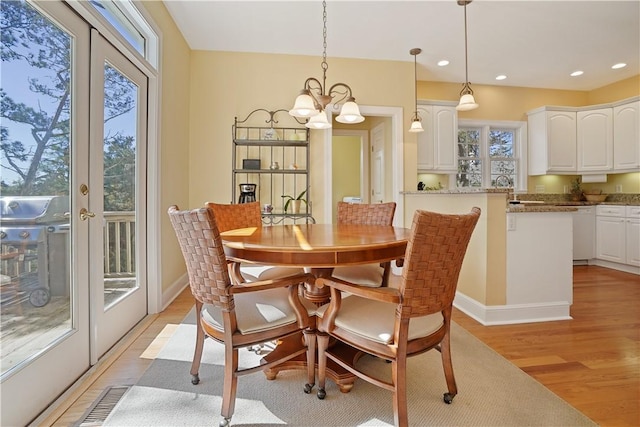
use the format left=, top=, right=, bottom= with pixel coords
left=261, top=332, right=360, bottom=393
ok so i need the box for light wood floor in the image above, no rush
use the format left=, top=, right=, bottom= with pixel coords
left=41, top=265, right=639, bottom=426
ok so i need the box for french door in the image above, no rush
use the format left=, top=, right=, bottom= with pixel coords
left=89, top=30, right=147, bottom=362
left=0, top=2, right=148, bottom=425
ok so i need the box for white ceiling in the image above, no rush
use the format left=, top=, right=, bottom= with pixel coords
left=163, top=0, right=640, bottom=92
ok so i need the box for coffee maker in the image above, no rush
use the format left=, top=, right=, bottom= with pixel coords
left=238, top=183, right=257, bottom=204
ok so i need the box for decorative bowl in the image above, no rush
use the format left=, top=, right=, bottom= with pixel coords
left=584, top=194, right=608, bottom=202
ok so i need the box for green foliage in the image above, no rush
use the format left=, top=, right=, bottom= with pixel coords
left=281, top=189, right=307, bottom=212
left=1, top=1, right=136, bottom=210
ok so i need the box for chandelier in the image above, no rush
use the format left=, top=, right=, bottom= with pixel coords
left=456, top=0, right=479, bottom=111
left=408, top=48, right=424, bottom=133
left=289, top=0, right=364, bottom=129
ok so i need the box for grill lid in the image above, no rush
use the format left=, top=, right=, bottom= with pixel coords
left=0, top=196, right=69, bottom=225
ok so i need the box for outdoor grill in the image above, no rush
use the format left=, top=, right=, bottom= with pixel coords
left=0, top=195, right=70, bottom=307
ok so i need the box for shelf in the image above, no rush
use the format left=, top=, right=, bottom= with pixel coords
left=233, top=169, right=307, bottom=174
left=232, top=109, right=312, bottom=225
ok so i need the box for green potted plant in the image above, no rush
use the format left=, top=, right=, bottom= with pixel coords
left=569, top=178, right=583, bottom=201
left=282, top=189, right=307, bottom=214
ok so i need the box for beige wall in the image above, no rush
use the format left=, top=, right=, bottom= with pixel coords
left=140, top=2, right=191, bottom=294
left=188, top=51, right=414, bottom=223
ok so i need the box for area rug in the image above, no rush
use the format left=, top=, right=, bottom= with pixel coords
left=104, top=309, right=596, bottom=426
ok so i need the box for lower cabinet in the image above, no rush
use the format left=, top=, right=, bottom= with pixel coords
left=572, top=206, right=595, bottom=261
left=626, top=207, right=640, bottom=267
left=595, top=205, right=640, bottom=272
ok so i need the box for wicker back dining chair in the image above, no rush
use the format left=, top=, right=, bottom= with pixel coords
left=316, top=207, right=481, bottom=427
left=331, top=201, right=397, bottom=287
left=206, top=201, right=304, bottom=281
left=168, top=205, right=316, bottom=427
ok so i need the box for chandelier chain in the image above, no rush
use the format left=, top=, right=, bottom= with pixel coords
left=321, top=0, right=328, bottom=72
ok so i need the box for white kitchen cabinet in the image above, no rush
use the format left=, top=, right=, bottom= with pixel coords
left=613, top=100, right=640, bottom=171
left=527, top=108, right=577, bottom=175
left=577, top=107, right=613, bottom=173
left=626, top=206, right=640, bottom=267
left=572, top=206, right=595, bottom=262
left=417, top=103, right=458, bottom=173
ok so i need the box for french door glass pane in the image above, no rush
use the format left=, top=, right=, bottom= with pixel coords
left=103, top=63, right=138, bottom=308
left=0, top=0, right=72, bottom=376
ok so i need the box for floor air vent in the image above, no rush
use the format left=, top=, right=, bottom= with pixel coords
left=74, top=385, right=130, bottom=426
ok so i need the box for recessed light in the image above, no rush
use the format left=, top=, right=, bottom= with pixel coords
left=495, top=75, right=507, bottom=81
left=612, top=63, right=627, bottom=69
left=570, top=70, right=584, bottom=77
left=437, top=60, right=449, bottom=67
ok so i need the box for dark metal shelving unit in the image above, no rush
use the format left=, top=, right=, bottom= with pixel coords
left=232, top=109, right=314, bottom=224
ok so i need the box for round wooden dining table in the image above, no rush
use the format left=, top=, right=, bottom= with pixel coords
left=221, top=223, right=411, bottom=392
left=221, top=223, right=411, bottom=304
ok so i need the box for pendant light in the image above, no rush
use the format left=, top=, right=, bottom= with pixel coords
left=289, top=0, right=364, bottom=129
left=408, top=48, right=424, bottom=133
left=456, top=0, right=479, bottom=111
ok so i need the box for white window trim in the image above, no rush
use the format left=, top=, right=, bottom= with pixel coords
left=453, top=119, right=528, bottom=193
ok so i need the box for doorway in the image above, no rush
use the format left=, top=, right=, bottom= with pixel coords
left=325, top=106, right=404, bottom=226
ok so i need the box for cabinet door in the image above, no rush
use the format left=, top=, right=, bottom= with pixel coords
left=546, top=111, right=577, bottom=172
left=417, top=105, right=457, bottom=173
left=416, top=106, right=433, bottom=170
left=627, top=218, right=640, bottom=267
left=577, top=108, right=613, bottom=172
left=613, top=101, right=640, bottom=171
left=596, top=216, right=626, bottom=263
left=432, top=106, right=458, bottom=172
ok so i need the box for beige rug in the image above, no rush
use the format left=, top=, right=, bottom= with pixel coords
left=104, top=310, right=596, bottom=426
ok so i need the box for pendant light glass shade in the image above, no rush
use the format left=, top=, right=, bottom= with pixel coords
left=409, top=118, right=424, bottom=133
left=335, top=99, right=365, bottom=123
left=456, top=92, right=479, bottom=111
left=306, top=111, right=331, bottom=129
left=289, top=90, right=319, bottom=118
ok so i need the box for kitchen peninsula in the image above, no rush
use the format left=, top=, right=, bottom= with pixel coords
left=403, top=189, right=576, bottom=325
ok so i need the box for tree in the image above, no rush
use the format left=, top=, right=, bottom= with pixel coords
left=1, top=0, right=136, bottom=210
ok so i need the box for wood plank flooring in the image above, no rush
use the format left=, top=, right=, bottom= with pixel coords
left=41, top=265, right=639, bottom=426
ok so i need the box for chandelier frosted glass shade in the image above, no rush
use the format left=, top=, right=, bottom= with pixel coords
left=409, top=118, right=424, bottom=133
left=289, top=90, right=319, bottom=118
left=306, top=111, right=331, bottom=129
left=335, top=99, right=365, bottom=124
left=456, top=93, right=479, bottom=111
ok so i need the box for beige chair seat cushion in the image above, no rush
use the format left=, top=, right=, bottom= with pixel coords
left=331, top=264, right=384, bottom=288
left=202, top=287, right=316, bottom=334
left=258, top=266, right=306, bottom=281
left=317, top=296, right=443, bottom=344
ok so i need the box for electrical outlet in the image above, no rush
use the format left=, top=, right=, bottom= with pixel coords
left=615, top=184, right=622, bottom=193
left=563, top=185, right=569, bottom=194
left=535, top=184, right=545, bottom=193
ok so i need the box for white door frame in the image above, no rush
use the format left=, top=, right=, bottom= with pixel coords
left=324, top=105, right=404, bottom=227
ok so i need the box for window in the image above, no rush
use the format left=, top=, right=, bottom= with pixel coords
left=84, top=0, right=158, bottom=69
left=456, top=120, right=527, bottom=191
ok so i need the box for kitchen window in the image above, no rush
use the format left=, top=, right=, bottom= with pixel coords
left=456, top=120, right=527, bottom=191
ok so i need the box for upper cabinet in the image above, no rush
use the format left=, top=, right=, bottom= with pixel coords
left=416, top=103, right=458, bottom=173
left=613, top=100, right=640, bottom=172
left=577, top=107, right=613, bottom=173
left=527, top=108, right=577, bottom=175
left=528, top=97, right=640, bottom=176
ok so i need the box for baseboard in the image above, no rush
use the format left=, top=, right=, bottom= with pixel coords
left=161, top=273, right=189, bottom=310
left=454, top=292, right=572, bottom=325
left=591, top=259, right=640, bottom=275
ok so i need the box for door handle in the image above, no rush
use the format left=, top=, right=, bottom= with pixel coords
left=79, top=208, right=96, bottom=221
